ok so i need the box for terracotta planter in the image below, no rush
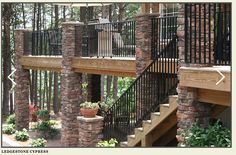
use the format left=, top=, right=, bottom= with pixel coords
left=80, top=108, right=98, bottom=118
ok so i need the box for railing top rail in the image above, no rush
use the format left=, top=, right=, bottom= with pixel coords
left=75, top=20, right=135, bottom=27
left=152, top=15, right=178, bottom=19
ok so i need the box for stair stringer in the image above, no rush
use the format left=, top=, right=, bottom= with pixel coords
left=123, top=95, right=178, bottom=147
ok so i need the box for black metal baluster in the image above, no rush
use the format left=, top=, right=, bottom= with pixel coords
left=199, top=4, right=202, bottom=64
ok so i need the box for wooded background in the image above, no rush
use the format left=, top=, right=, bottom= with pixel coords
left=1, top=3, right=140, bottom=116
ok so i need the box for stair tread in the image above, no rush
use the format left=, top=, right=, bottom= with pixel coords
left=128, top=134, right=135, bottom=138
left=120, top=141, right=128, bottom=144
left=152, top=112, right=161, bottom=116
left=161, top=103, right=170, bottom=107
left=137, top=127, right=143, bottom=131
left=143, top=120, right=152, bottom=123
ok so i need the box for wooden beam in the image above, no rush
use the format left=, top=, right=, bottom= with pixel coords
left=197, top=89, right=231, bottom=107
left=150, top=112, right=177, bottom=144
left=211, top=105, right=227, bottom=118
left=179, top=66, right=231, bottom=92
left=153, top=125, right=177, bottom=146
left=72, top=57, right=136, bottom=77
left=141, top=134, right=152, bottom=147
left=20, top=56, right=62, bottom=72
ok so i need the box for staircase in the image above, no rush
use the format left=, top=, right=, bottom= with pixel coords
left=102, top=15, right=178, bottom=147
left=123, top=95, right=178, bottom=147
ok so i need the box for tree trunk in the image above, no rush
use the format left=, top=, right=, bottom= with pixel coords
left=48, top=72, right=52, bottom=112
left=118, top=3, right=126, bottom=21
left=106, top=76, right=112, bottom=98
left=54, top=5, right=59, bottom=28
left=100, top=76, right=105, bottom=101
left=2, top=3, right=13, bottom=116
left=109, top=5, right=112, bottom=21
left=80, top=6, right=93, bottom=22
left=102, top=5, right=110, bottom=19
left=63, top=6, right=66, bottom=21
left=70, top=7, right=73, bottom=20
left=53, top=5, right=59, bottom=114
left=22, top=3, right=26, bottom=28
left=118, top=3, right=126, bottom=32
left=113, top=76, right=118, bottom=100
left=53, top=73, right=59, bottom=113
left=51, top=4, right=53, bottom=28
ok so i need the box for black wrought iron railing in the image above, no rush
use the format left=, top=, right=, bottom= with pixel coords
left=102, top=16, right=178, bottom=142
left=24, top=28, right=62, bottom=56
left=79, top=20, right=136, bottom=58
left=185, top=3, right=231, bottom=65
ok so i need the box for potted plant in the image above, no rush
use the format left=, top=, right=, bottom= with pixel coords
left=80, top=102, right=99, bottom=118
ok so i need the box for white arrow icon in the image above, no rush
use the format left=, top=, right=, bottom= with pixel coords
left=216, top=69, right=225, bottom=85
left=8, top=68, right=16, bottom=93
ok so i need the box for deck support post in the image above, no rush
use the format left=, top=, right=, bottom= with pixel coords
left=60, top=22, right=83, bottom=146
left=15, top=29, right=30, bottom=131
left=176, top=4, right=213, bottom=146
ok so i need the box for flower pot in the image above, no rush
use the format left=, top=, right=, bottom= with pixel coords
left=80, top=108, right=98, bottom=118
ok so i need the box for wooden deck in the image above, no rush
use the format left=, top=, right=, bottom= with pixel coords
left=20, top=56, right=136, bottom=77
left=179, top=66, right=230, bottom=92
left=179, top=66, right=231, bottom=106
left=20, top=56, right=178, bottom=77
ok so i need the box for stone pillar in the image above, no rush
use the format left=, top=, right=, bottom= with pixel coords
left=176, top=4, right=212, bottom=146
left=135, top=13, right=159, bottom=75
left=176, top=86, right=211, bottom=146
left=15, top=29, right=30, bottom=131
left=61, top=22, right=83, bottom=146
left=77, top=116, right=104, bottom=147
left=134, top=13, right=159, bottom=118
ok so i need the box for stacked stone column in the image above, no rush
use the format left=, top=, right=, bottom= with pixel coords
left=60, top=22, right=83, bottom=146
left=135, top=13, right=159, bottom=76
left=176, top=4, right=212, bottom=146
left=77, top=116, right=104, bottom=147
left=135, top=13, right=159, bottom=118
left=15, top=29, right=30, bottom=131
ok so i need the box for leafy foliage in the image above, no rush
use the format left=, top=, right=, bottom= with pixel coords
left=31, top=138, right=47, bottom=147
left=117, top=77, right=135, bottom=97
left=15, top=129, right=29, bottom=141
left=124, top=4, right=141, bottom=20
left=96, top=138, right=118, bottom=147
left=80, top=102, right=99, bottom=109
left=3, top=124, right=16, bottom=134
left=36, top=121, right=51, bottom=132
left=185, top=120, right=231, bottom=147
left=6, top=114, right=15, bottom=125
left=35, top=120, right=59, bottom=139
left=48, top=128, right=60, bottom=138
left=36, top=110, right=49, bottom=117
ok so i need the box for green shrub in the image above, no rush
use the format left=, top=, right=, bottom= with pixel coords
left=35, top=121, right=59, bottom=139
left=96, top=138, right=118, bottom=147
left=36, top=122, right=51, bottom=132
left=6, top=114, right=15, bottom=125
left=31, top=138, right=47, bottom=147
left=36, top=110, right=49, bottom=117
left=48, top=128, right=59, bottom=139
left=15, top=129, right=29, bottom=141
left=47, top=120, right=58, bottom=126
left=3, top=124, right=16, bottom=134
left=185, top=120, right=231, bottom=147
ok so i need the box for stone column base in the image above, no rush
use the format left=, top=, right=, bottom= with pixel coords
left=77, top=116, right=104, bottom=147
